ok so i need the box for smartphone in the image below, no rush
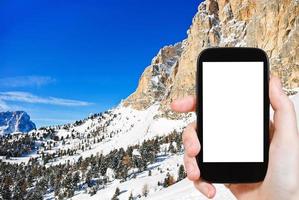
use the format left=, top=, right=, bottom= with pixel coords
left=196, top=47, right=269, bottom=183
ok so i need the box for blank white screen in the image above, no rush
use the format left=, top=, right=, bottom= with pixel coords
left=203, top=62, right=263, bottom=162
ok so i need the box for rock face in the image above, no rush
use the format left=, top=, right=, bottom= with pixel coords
left=0, top=111, right=36, bottom=135
left=124, top=0, right=299, bottom=114
left=123, top=43, right=184, bottom=110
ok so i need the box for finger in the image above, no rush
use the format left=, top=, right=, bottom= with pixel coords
left=171, top=96, right=196, bottom=113
left=183, top=122, right=200, bottom=157
left=184, top=154, right=200, bottom=181
left=193, top=179, right=216, bottom=199
left=269, top=76, right=298, bottom=140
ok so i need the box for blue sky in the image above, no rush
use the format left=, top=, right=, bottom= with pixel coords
left=0, top=0, right=200, bottom=127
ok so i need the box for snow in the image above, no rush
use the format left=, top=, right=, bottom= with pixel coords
left=0, top=156, right=32, bottom=164
left=293, top=87, right=299, bottom=93
left=71, top=153, right=185, bottom=200
left=151, top=76, right=160, bottom=86
left=70, top=153, right=236, bottom=200
left=81, top=104, right=161, bottom=156
left=106, top=168, right=116, bottom=181
left=70, top=93, right=299, bottom=200
left=146, top=179, right=236, bottom=200
left=1, top=88, right=298, bottom=199
left=0, top=125, right=8, bottom=133
left=132, top=149, right=141, bottom=156
left=73, top=104, right=193, bottom=158
left=31, top=103, right=195, bottom=167
left=219, top=19, right=247, bottom=47
left=0, top=111, right=36, bottom=135
left=73, top=118, right=94, bottom=133
left=146, top=117, right=191, bottom=139
left=69, top=93, right=299, bottom=200
left=55, top=128, right=71, bottom=138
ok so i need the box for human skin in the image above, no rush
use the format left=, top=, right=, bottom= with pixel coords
left=171, top=77, right=299, bottom=200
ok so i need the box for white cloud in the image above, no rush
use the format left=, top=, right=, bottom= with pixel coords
left=0, top=91, right=92, bottom=107
left=0, top=76, right=55, bottom=87
left=0, top=99, right=10, bottom=111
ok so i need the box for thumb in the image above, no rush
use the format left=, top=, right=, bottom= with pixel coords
left=269, top=76, right=298, bottom=141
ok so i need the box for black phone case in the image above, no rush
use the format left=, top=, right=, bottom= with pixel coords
left=196, top=47, right=269, bottom=183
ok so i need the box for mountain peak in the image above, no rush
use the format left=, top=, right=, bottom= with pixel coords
left=123, top=0, right=299, bottom=114
left=0, top=111, right=36, bottom=135
left=123, top=42, right=183, bottom=110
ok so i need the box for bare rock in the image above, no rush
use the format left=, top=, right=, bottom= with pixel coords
left=123, top=0, right=299, bottom=116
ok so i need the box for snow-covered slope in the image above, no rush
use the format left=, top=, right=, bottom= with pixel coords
left=1, top=93, right=296, bottom=200
left=0, top=103, right=197, bottom=199
left=34, top=103, right=194, bottom=166
left=71, top=153, right=236, bottom=200
left=146, top=179, right=236, bottom=200
left=0, top=111, right=36, bottom=135
left=71, top=153, right=186, bottom=200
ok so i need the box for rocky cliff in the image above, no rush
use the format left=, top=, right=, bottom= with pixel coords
left=124, top=0, right=299, bottom=114
left=0, top=111, right=36, bottom=135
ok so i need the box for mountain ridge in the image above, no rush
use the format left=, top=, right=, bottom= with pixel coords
left=123, top=0, right=299, bottom=113
left=0, top=111, right=36, bottom=135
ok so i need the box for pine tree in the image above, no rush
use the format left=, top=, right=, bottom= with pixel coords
left=64, top=173, right=74, bottom=198
left=1, top=176, right=13, bottom=200
left=178, top=164, right=186, bottom=181
left=168, top=142, right=176, bottom=154
left=73, top=171, right=80, bottom=189
left=85, top=170, right=93, bottom=187
left=58, top=193, right=64, bottom=200
left=26, top=189, right=43, bottom=200
left=174, top=130, right=182, bottom=151
left=122, top=154, right=132, bottom=168
left=139, top=140, right=155, bottom=166
left=13, top=179, right=27, bottom=200
left=89, top=185, right=98, bottom=196
left=1, top=184, right=12, bottom=200
left=27, top=173, right=34, bottom=187
left=153, top=137, right=160, bottom=153
left=36, top=177, right=48, bottom=194
left=111, top=187, right=120, bottom=200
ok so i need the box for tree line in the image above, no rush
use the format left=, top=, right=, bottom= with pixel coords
left=0, top=130, right=185, bottom=199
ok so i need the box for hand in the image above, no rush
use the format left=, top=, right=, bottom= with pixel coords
left=171, top=77, right=299, bottom=200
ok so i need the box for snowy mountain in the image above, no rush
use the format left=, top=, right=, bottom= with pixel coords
left=0, top=111, right=36, bottom=135
left=124, top=0, right=299, bottom=114
left=0, top=0, right=299, bottom=200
